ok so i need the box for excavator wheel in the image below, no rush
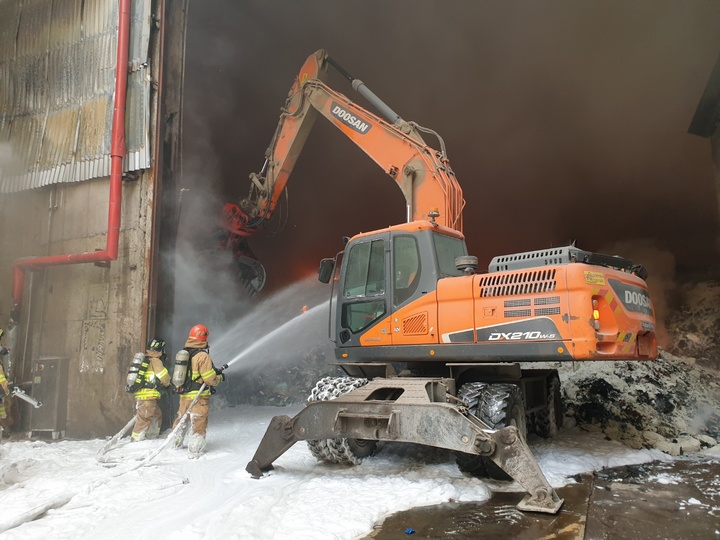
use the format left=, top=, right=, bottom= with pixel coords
left=455, top=382, right=527, bottom=480
left=533, top=373, right=564, bottom=439
left=306, top=377, right=378, bottom=465
left=455, top=382, right=489, bottom=476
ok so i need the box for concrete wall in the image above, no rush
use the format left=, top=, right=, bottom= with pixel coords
left=0, top=0, right=190, bottom=438
left=0, top=175, right=153, bottom=437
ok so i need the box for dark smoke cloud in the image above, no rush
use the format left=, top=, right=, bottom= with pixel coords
left=182, top=0, right=720, bottom=294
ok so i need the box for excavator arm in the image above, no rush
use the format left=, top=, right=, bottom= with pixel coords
left=222, top=49, right=465, bottom=294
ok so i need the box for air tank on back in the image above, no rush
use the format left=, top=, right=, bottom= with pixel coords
left=172, top=349, right=190, bottom=389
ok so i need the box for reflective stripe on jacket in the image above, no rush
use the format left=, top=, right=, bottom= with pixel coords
left=134, top=351, right=170, bottom=400
left=0, top=364, right=8, bottom=397
left=180, top=338, right=221, bottom=399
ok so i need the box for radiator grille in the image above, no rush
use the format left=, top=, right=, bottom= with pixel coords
left=534, top=296, right=560, bottom=305
left=504, top=299, right=531, bottom=308
left=489, top=245, right=590, bottom=272
left=505, top=309, right=531, bottom=318
left=534, top=307, right=561, bottom=316
left=479, top=269, right=557, bottom=297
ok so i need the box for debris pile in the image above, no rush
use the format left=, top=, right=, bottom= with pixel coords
left=559, top=353, right=719, bottom=455
left=664, top=280, right=720, bottom=372
left=560, top=278, right=720, bottom=456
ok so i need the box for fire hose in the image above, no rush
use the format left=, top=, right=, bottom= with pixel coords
left=96, top=415, right=137, bottom=462
left=138, top=382, right=207, bottom=465
left=96, top=363, right=227, bottom=464
left=11, top=387, right=42, bottom=409
left=95, top=386, right=205, bottom=465
left=95, top=383, right=207, bottom=465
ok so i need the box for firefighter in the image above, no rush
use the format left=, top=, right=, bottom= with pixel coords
left=130, top=337, right=171, bottom=442
left=172, top=323, right=224, bottom=458
left=0, top=329, right=9, bottom=425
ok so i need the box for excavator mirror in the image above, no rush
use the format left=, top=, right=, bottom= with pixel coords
left=318, top=258, right=335, bottom=284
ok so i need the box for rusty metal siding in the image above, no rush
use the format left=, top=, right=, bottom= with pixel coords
left=0, top=2, right=21, bottom=61
left=0, top=0, right=151, bottom=194
left=126, top=0, right=152, bottom=173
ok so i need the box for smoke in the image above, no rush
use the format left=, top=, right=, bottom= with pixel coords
left=168, top=200, right=333, bottom=367
left=167, top=179, right=335, bottom=405
left=689, top=401, right=720, bottom=437
left=165, top=180, right=254, bottom=354
left=181, top=1, right=720, bottom=295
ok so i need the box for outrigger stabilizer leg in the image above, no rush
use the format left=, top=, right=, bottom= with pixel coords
left=245, top=379, right=563, bottom=514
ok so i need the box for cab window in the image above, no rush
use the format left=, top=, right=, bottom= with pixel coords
left=343, top=239, right=386, bottom=298
left=342, top=300, right=386, bottom=334
left=433, top=233, right=467, bottom=277
left=342, top=239, right=387, bottom=333
left=394, top=235, right=420, bottom=305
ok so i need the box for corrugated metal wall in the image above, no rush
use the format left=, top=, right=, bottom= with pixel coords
left=0, top=0, right=151, bottom=194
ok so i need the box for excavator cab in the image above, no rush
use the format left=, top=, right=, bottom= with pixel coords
left=323, top=220, right=467, bottom=351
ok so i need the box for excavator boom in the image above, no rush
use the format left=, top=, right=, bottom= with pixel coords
left=222, top=50, right=465, bottom=294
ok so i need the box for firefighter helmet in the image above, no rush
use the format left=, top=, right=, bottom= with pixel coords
left=188, top=324, right=209, bottom=342
left=148, top=337, right=166, bottom=353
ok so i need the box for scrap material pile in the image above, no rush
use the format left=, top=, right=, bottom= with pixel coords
left=559, top=278, right=720, bottom=455
left=225, top=345, right=339, bottom=407
left=664, top=280, right=720, bottom=371
left=559, top=353, right=719, bottom=455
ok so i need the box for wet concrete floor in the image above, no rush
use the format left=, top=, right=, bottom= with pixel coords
left=363, top=458, right=719, bottom=539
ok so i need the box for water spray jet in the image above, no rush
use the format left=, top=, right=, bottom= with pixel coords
left=217, top=301, right=329, bottom=371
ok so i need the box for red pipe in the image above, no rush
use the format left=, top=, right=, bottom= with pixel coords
left=11, top=0, right=131, bottom=318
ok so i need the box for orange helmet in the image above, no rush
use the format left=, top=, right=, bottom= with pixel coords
left=188, top=324, right=209, bottom=342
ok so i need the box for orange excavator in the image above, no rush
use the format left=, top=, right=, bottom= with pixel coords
left=237, top=51, right=658, bottom=515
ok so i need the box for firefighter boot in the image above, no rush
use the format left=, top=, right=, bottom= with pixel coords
left=173, top=425, right=187, bottom=449
left=188, top=433, right=206, bottom=459
left=147, top=416, right=161, bottom=440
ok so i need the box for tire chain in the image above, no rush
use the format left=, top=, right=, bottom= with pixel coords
left=479, top=384, right=523, bottom=431
left=455, top=382, right=526, bottom=479
left=306, top=376, right=369, bottom=465
left=455, top=382, right=489, bottom=475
